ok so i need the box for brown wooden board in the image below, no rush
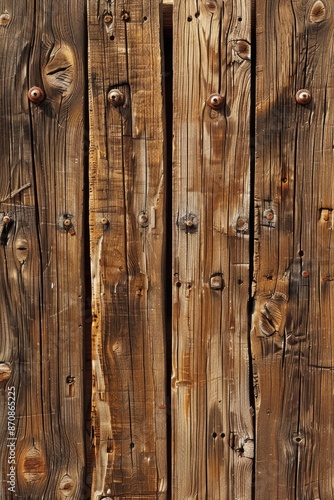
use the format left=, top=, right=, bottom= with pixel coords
left=172, top=0, right=253, bottom=498
left=0, top=0, right=86, bottom=498
left=252, top=0, right=334, bottom=497
left=87, top=1, right=167, bottom=497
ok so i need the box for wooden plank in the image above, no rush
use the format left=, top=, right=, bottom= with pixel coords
left=87, top=1, right=167, bottom=498
left=172, top=1, right=253, bottom=498
left=0, top=0, right=87, bottom=498
left=252, top=0, right=334, bottom=497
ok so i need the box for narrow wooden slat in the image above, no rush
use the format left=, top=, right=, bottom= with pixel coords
left=252, top=0, right=334, bottom=497
left=172, top=1, right=253, bottom=498
left=0, top=0, right=86, bottom=497
left=88, top=1, right=167, bottom=497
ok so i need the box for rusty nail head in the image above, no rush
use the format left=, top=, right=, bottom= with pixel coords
left=139, top=213, right=149, bottom=226
left=63, top=218, right=71, bottom=227
left=207, top=93, right=224, bottom=110
left=186, top=219, right=194, bottom=227
left=266, top=210, right=274, bottom=221
left=121, top=11, right=130, bottom=21
left=108, top=89, right=125, bottom=107
left=237, top=218, right=245, bottom=227
left=302, top=270, right=309, bottom=278
left=296, top=89, right=311, bottom=105
left=210, top=274, right=224, bottom=290
left=28, top=86, right=45, bottom=104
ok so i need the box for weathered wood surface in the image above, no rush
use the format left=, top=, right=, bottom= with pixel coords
left=172, top=0, right=253, bottom=498
left=252, top=0, right=334, bottom=498
left=0, top=1, right=87, bottom=498
left=88, top=1, right=167, bottom=498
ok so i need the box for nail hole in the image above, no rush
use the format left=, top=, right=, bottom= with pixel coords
left=130, top=442, right=135, bottom=448
left=195, top=11, right=200, bottom=18
left=298, top=250, right=304, bottom=257
left=176, top=281, right=181, bottom=288
left=221, top=433, right=225, bottom=438
left=238, top=16, right=242, bottom=21
left=187, top=15, right=193, bottom=21
left=212, top=432, right=217, bottom=439
left=110, top=35, right=115, bottom=40
left=143, top=16, right=147, bottom=21
left=282, top=177, right=287, bottom=183
left=238, top=279, right=243, bottom=285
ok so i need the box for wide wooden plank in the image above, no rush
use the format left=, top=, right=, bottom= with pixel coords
left=252, top=0, right=334, bottom=497
left=0, top=0, right=87, bottom=498
left=172, top=1, right=253, bottom=498
left=87, top=1, right=167, bottom=497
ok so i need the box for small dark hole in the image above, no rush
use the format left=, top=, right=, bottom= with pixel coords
left=238, top=279, right=243, bottom=285
left=238, top=16, right=242, bottom=21
left=187, top=16, right=192, bottom=22
left=130, top=442, right=135, bottom=448
left=282, top=177, right=287, bottom=183
left=187, top=284, right=192, bottom=289
left=110, top=35, right=115, bottom=40
left=176, top=281, right=181, bottom=288
left=195, top=11, right=200, bottom=18
left=295, top=437, right=302, bottom=443
left=143, top=16, right=147, bottom=21
left=298, top=250, right=304, bottom=257
left=212, top=432, right=217, bottom=439
left=220, top=433, right=225, bottom=438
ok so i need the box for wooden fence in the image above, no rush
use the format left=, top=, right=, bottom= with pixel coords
left=1, top=0, right=333, bottom=498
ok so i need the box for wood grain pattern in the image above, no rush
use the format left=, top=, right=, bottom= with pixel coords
left=0, top=0, right=86, bottom=498
left=172, top=0, right=253, bottom=498
left=252, top=0, right=334, bottom=497
left=88, top=1, right=167, bottom=497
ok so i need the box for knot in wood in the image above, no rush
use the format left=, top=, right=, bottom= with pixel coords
left=234, top=40, right=251, bottom=60
left=108, top=89, right=125, bottom=107
left=0, top=362, right=11, bottom=382
left=104, top=14, right=113, bottom=24
left=0, top=13, right=10, bottom=26
left=206, top=93, right=224, bottom=110
left=310, top=1, right=326, bottom=23
left=295, top=89, right=312, bottom=105
left=28, top=86, right=45, bottom=104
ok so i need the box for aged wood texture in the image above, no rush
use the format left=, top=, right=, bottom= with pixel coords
left=252, top=0, right=334, bottom=498
left=172, top=0, right=253, bottom=498
left=88, top=1, right=167, bottom=498
left=0, top=1, right=87, bottom=498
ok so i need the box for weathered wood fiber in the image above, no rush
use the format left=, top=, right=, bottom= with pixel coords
left=0, top=0, right=86, bottom=498
left=88, top=1, right=167, bottom=497
left=172, top=0, right=253, bottom=498
left=252, top=0, right=334, bottom=498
